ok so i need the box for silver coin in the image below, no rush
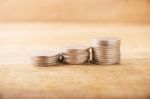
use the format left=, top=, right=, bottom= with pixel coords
left=62, top=44, right=90, bottom=65
left=91, top=37, right=121, bottom=65
left=31, top=49, right=60, bottom=66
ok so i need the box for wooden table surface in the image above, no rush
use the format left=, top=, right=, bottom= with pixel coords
left=0, top=23, right=150, bottom=99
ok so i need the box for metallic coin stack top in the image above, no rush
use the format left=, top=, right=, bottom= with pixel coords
left=92, top=37, right=121, bottom=65
left=31, top=49, right=61, bottom=66
left=62, top=45, right=90, bottom=65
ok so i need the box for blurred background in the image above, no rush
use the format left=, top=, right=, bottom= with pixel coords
left=0, top=0, right=150, bottom=23
left=0, top=0, right=150, bottom=64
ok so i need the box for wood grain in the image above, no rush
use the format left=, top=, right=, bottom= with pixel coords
left=0, top=23, right=150, bottom=99
left=0, top=59, right=150, bottom=99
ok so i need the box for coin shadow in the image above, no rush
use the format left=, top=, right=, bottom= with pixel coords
left=56, top=62, right=121, bottom=67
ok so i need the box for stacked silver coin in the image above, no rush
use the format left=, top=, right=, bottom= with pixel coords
left=62, top=45, right=90, bottom=65
left=31, top=49, right=61, bottom=66
left=92, top=37, right=121, bottom=65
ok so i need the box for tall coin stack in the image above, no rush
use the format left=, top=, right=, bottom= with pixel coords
left=92, top=37, right=121, bottom=65
left=31, top=49, right=61, bottom=66
left=62, top=45, right=90, bottom=65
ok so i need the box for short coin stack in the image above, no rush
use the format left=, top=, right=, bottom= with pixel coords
left=92, top=37, right=121, bottom=65
left=31, top=49, right=61, bottom=66
left=62, top=45, right=90, bottom=65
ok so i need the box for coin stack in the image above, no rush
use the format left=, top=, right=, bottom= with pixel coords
left=62, top=45, right=90, bottom=65
left=92, top=37, right=121, bottom=65
left=31, top=49, right=61, bottom=66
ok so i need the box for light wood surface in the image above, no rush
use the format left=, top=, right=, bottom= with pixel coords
left=0, top=23, right=150, bottom=99
left=0, top=59, right=150, bottom=99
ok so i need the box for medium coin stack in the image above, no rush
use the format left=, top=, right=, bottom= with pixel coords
left=92, top=37, right=121, bottom=65
left=31, top=49, right=61, bottom=66
left=62, top=45, right=90, bottom=65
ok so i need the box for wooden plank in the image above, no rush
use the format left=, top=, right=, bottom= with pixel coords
left=0, top=59, right=150, bottom=99
left=0, top=23, right=150, bottom=99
